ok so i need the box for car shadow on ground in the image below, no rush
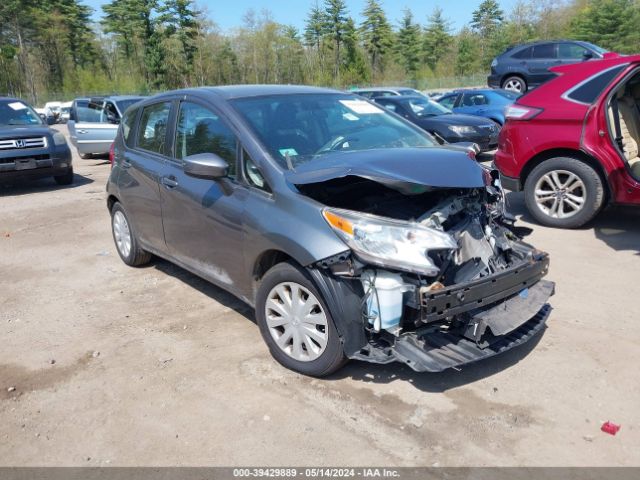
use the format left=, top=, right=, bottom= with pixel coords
left=0, top=173, right=94, bottom=197
left=148, top=257, right=546, bottom=391
left=328, top=327, right=545, bottom=393
left=506, top=191, right=640, bottom=254
left=152, top=258, right=255, bottom=321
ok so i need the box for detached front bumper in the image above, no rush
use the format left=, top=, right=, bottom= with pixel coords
left=351, top=253, right=554, bottom=372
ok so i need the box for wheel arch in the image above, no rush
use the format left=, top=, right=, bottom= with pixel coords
left=520, top=148, right=611, bottom=203
left=252, top=249, right=298, bottom=282
left=107, top=194, right=119, bottom=212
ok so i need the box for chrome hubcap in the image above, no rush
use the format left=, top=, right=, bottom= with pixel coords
left=113, top=211, right=132, bottom=258
left=265, top=282, right=328, bottom=362
left=504, top=79, right=523, bottom=92
left=534, top=170, right=586, bottom=219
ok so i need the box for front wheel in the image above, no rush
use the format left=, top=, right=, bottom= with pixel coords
left=54, top=168, right=74, bottom=185
left=255, top=262, right=346, bottom=377
left=502, top=76, right=527, bottom=93
left=524, top=157, right=605, bottom=228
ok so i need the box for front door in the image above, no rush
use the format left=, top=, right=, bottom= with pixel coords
left=160, top=100, right=247, bottom=293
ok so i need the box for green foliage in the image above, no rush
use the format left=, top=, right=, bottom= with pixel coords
left=569, top=0, right=640, bottom=53
left=3, top=0, right=640, bottom=104
left=423, top=7, right=452, bottom=72
left=359, top=0, right=393, bottom=76
left=395, top=9, right=421, bottom=80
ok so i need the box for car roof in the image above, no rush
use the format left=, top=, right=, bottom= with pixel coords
left=0, top=97, right=24, bottom=103
left=352, top=87, right=416, bottom=93
left=375, top=95, right=426, bottom=102
left=169, top=85, right=342, bottom=100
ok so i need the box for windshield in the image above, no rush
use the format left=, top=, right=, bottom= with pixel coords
left=0, top=100, right=43, bottom=126
left=405, top=98, right=451, bottom=117
left=231, top=93, right=437, bottom=169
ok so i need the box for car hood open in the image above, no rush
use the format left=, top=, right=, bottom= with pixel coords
left=285, top=147, right=486, bottom=192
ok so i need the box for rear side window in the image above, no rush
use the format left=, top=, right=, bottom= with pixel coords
left=121, top=108, right=137, bottom=147
left=512, top=47, right=532, bottom=59
left=566, top=65, right=626, bottom=104
left=137, top=102, right=171, bottom=155
left=532, top=44, right=556, bottom=59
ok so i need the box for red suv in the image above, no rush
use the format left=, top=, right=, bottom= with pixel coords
left=495, top=53, right=640, bottom=228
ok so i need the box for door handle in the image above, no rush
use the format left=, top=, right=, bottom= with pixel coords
left=161, top=176, right=178, bottom=189
left=121, top=159, right=132, bottom=169
left=77, top=129, right=88, bottom=134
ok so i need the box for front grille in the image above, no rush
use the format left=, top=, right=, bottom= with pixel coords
left=0, top=137, right=48, bottom=150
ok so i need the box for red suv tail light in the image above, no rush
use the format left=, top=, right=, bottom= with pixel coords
left=109, top=142, right=115, bottom=168
left=505, top=104, right=544, bottom=121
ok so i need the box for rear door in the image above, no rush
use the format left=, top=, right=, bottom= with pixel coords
left=68, top=99, right=118, bottom=155
left=159, top=98, right=247, bottom=292
left=456, top=92, right=490, bottom=117
left=528, top=43, right=560, bottom=85
left=117, top=101, right=172, bottom=252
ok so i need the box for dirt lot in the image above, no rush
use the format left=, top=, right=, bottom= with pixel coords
left=1, top=126, right=639, bottom=466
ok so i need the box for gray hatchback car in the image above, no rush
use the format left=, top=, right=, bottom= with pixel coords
left=107, top=85, right=554, bottom=377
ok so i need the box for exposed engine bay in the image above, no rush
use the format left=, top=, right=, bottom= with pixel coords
left=298, top=172, right=554, bottom=372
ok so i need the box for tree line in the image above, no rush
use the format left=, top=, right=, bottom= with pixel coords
left=1, top=0, right=640, bottom=104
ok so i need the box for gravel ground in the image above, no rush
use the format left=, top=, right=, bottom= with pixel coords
left=0, top=126, right=639, bottom=466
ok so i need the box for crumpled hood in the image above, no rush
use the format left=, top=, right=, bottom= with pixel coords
left=285, top=147, right=487, bottom=191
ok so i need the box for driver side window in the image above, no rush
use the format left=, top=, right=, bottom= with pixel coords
left=175, top=101, right=237, bottom=178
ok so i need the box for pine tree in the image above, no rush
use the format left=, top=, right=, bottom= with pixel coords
left=324, top=0, right=349, bottom=80
left=570, top=0, right=640, bottom=53
left=455, top=27, right=480, bottom=75
left=470, top=0, right=505, bottom=68
left=423, top=7, right=452, bottom=72
left=158, top=0, right=199, bottom=86
left=303, top=2, right=326, bottom=50
left=359, top=0, right=393, bottom=76
left=395, top=9, right=421, bottom=79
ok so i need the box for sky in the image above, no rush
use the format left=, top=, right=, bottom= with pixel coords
left=84, top=0, right=520, bottom=33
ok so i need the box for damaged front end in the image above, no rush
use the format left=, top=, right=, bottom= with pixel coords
left=296, top=160, right=554, bottom=372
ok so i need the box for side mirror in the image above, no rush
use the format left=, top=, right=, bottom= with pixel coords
left=106, top=113, right=120, bottom=124
left=69, top=110, right=76, bottom=122
left=38, top=113, right=46, bottom=121
left=183, top=153, right=228, bottom=179
left=583, top=51, right=594, bottom=60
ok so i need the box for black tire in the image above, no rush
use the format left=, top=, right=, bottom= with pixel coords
left=80, top=153, right=91, bottom=159
left=524, top=157, right=605, bottom=228
left=255, top=262, right=347, bottom=377
left=110, top=202, right=152, bottom=266
left=501, top=75, right=527, bottom=93
left=54, top=168, right=74, bottom=185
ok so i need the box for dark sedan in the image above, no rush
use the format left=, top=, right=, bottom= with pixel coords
left=373, top=95, right=500, bottom=152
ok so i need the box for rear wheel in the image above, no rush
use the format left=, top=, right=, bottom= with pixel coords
left=524, top=157, right=605, bottom=228
left=502, top=76, right=527, bottom=93
left=54, top=168, right=74, bottom=185
left=110, top=202, right=152, bottom=266
left=255, top=262, right=346, bottom=377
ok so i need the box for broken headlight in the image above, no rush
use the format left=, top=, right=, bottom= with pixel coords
left=323, top=208, right=457, bottom=275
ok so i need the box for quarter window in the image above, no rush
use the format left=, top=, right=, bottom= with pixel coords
left=137, top=102, right=171, bottom=155
left=566, top=65, right=626, bottom=104
left=121, top=108, right=137, bottom=147
left=243, top=150, right=269, bottom=192
left=175, top=102, right=237, bottom=178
